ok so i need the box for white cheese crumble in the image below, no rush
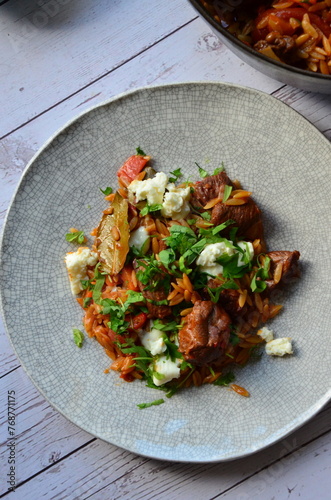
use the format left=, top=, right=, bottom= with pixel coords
left=129, top=226, right=149, bottom=250
left=152, top=356, right=181, bottom=386
left=265, top=338, right=293, bottom=356
left=128, top=172, right=168, bottom=205
left=161, top=184, right=191, bottom=220
left=257, top=326, right=274, bottom=343
left=139, top=328, right=166, bottom=356
left=196, top=241, right=236, bottom=277
left=65, top=247, right=98, bottom=295
left=196, top=240, right=255, bottom=277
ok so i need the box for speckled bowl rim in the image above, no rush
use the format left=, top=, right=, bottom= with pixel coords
left=1, top=82, right=331, bottom=463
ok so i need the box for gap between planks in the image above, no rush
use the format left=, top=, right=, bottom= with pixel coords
left=210, top=427, right=331, bottom=500
left=0, top=16, right=198, bottom=142
left=0, top=438, right=97, bottom=499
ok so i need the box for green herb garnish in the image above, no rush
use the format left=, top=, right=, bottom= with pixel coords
left=99, top=186, right=113, bottom=196
left=158, top=248, right=176, bottom=270
left=80, top=279, right=91, bottom=290
left=137, top=398, right=165, bottom=409
left=213, top=163, right=224, bottom=175
left=65, top=231, right=85, bottom=244
left=83, top=297, right=92, bottom=308
left=101, top=290, right=145, bottom=335
left=140, top=203, right=163, bottom=217
left=207, top=279, right=239, bottom=303
left=73, top=328, right=84, bottom=348
left=222, top=185, right=233, bottom=203
left=250, top=255, right=271, bottom=293
left=195, top=162, right=209, bottom=178
left=136, top=146, right=146, bottom=156
left=200, top=211, right=211, bottom=221
left=152, top=320, right=179, bottom=332
left=213, top=372, right=235, bottom=386
left=168, top=168, right=183, bottom=183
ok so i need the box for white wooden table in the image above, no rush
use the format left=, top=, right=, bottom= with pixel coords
left=1, top=1, right=330, bottom=498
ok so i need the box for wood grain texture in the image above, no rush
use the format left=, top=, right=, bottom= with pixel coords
left=0, top=17, right=283, bottom=227
left=6, top=396, right=330, bottom=499
left=0, top=367, right=93, bottom=495
left=0, top=317, right=19, bottom=376
left=0, top=0, right=195, bottom=136
left=272, top=87, right=331, bottom=140
left=0, top=0, right=331, bottom=498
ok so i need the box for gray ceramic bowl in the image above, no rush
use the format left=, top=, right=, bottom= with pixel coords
left=1, top=83, right=331, bottom=462
left=188, top=0, right=331, bottom=94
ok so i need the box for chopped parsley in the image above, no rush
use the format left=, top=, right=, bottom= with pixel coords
left=136, top=257, right=171, bottom=292
left=99, top=186, right=113, bottom=196
left=229, top=325, right=240, bottom=346
left=213, top=372, right=235, bottom=386
left=101, top=290, right=145, bottom=335
left=222, top=185, right=233, bottom=203
left=168, top=168, right=183, bottom=183
left=80, top=279, right=91, bottom=290
left=195, top=162, right=209, bottom=178
left=136, top=146, right=146, bottom=156
left=83, top=297, right=92, bottom=308
left=165, top=224, right=197, bottom=257
left=213, top=163, right=225, bottom=175
left=162, top=334, right=183, bottom=362
left=137, top=398, right=165, bottom=409
left=200, top=211, right=211, bottom=221
left=140, top=203, right=163, bottom=217
left=158, top=248, right=176, bottom=270
left=152, top=319, right=179, bottom=332
left=207, top=279, right=239, bottom=303
left=91, top=263, right=107, bottom=303
left=65, top=230, right=85, bottom=244
left=250, top=255, right=271, bottom=293
left=72, top=328, right=84, bottom=348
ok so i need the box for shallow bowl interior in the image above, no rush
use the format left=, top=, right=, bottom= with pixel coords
left=1, top=82, right=331, bottom=462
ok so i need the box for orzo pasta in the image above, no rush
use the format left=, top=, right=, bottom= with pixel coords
left=65, top=148, right=300, bottom=405
left=199, top=0, right=331, bottom=74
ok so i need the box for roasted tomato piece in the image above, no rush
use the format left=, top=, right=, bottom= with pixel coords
left=132, top=312, right=148, bottom=330
left=117, top=154, right=149, bottom=184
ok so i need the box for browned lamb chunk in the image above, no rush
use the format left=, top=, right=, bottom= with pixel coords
left=178, top=300, right=230, bottom=365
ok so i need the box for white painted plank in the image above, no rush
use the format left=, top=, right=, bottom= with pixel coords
left=0, top=367, right=93, bottom=494
left=273, top=86, right=331, bottom=140
left=0, top=16, right=283, bottom=232
left=0, top=1, right=330, bottom=496
left=0, top=317, right=19, bottom=376
left=217, top=431, right=331, bottom=500
left=10, top=402, right=331, bottom=499
left=0, top=0, right=196, bottom=136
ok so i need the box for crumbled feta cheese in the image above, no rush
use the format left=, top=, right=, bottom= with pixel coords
left=129, top=226, right=149, bottom=250
left=65, top=247, right=98, bottom=295
left=265, top=338, right=293, bottom=356
left=128, top=172, right=168, bottom=205
left=161, top=184, right=191, bottom=220
left=140, top=328, right=166, bottom=356
left=237, top=241, right=254, bottom=266
left=196, top=239, right=255, bottom=277
left=196, top=241, right=235, bottom=277
left=153, top=356, right=181, bottom=386
left=257, top=326, right=274, bottom=343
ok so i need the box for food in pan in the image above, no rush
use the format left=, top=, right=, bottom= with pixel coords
left=199, top=0, right=331, bottom=74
